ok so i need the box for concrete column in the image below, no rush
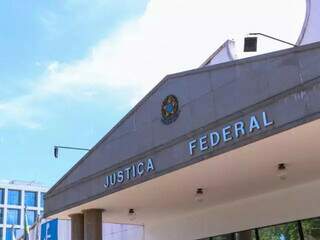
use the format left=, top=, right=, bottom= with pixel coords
left=70, top=213, right=84, bottom=240
left=83, top=209, right=104, bottom=240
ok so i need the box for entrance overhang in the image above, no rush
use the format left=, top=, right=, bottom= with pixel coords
left=49, top=117, right=320, bottom=225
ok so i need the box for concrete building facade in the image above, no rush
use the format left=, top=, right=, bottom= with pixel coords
left=44, top=1, right=320, bottom=239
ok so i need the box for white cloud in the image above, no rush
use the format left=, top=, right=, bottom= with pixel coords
left=0, top=96, right=42, bottom=129
left=0, top=0, right=306, bottom=128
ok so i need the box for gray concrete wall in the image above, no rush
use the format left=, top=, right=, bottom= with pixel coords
left=45, top=42, right=320, bottom=217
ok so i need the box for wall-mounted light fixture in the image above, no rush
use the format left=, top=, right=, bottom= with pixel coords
left=128, top=208, right=137, bottom=221
left=277, top=163, right=288, bottom=180
left=195, top=188, right=205, bottom=202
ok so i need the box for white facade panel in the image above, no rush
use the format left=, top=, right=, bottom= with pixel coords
left=58, top=220, right=71, bottom=240
left=103, top=223, right=144, bottom=240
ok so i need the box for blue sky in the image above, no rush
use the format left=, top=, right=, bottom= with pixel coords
left=0, top=0, right=305, bottom=187
left=0, top=0, right=149, bottom=186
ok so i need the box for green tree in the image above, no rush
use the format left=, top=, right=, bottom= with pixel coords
left=259, top=223, right=300, bottom=240
left=302, top=219, right=320, bottom=240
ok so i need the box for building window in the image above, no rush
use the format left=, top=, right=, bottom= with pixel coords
left=24, top=191, right=37, bottom=207
left=210, top=234, right=235, bottom=240
left=5, top=228, right=18, bottom=240
left=6, top=209, right=20, bottom=225
left=206, top=230, right=256, bottom=240
left=198, top=217, right=320, bottom=240
left=0, top=189, right=4, bottom=205
left=235, top=230, right=256, bottom=240
left=7, top=190, right=21, bottom=206
left=0, top=227, right=2, bottom=240
left=302, top=217, right=320, bottom=240
left=26, top=210, right=37, bottom=225
left=259, top=222, right=300, bottom=240
left=0, top=208, right=3, bottom=224
left=40, top=192, right=45, bottom=208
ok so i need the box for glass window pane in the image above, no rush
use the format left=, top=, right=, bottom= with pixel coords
left=25, top=191, right=37, bottom=207
left=208, top=230, right=256, bottom=240
left=26, top=210, right=37, bottom=225
left=0, top=227, right=2, bottom=240
left=302, top=218, right=320, bottom=240
left=0, top=208, right=3, bottom=224
left=211, top=234, right=235, bottom=240
left=15, top=229, right=23, bottom=239
left=235, top=230, right=256, bottom=240
left=259, top=222, right=300, bottom=240
left=6, top=209, right=20, bottom=225
left=5, top=228, right=18, bottom=240
left=7, top=190, right=21, bottom=206
left=0, top=189, right=4, bottom=205
left=40, top=192, right=45, bottom=208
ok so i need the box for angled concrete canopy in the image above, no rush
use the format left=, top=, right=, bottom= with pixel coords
left=45, top=41, right=320, bottom=221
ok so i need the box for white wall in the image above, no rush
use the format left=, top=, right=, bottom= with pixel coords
left=25, top=219, right=143, bottom=240
left=103, top=223, right=144, bottom=240
left=145, top=179, right=320, bottom=240
left=58, top=220, right=71, bottom=240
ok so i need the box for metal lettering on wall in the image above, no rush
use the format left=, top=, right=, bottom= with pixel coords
left=188, top=111, right=274, bottom=156
left=104, top=158, right=155, bottom=188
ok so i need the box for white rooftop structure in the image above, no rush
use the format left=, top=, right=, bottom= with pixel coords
left=202, top=0, right=320, bottom=67
left=296, top=0, right=320, bottom=45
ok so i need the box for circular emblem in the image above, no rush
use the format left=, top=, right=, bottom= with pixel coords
left=161, top=95, right=180, bottom=124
